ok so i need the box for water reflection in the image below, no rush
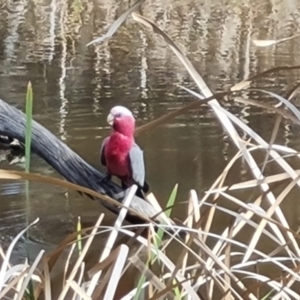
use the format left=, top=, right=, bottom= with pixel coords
left=0, top=0, right=300, bottom=248
left=58, top=2, right=68, bottom=141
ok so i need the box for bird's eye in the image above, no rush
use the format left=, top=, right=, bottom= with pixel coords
left=115, top=113, right=122, bottom=118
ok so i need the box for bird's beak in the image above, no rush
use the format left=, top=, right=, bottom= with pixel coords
left=107, top=113, right=114, bottom=126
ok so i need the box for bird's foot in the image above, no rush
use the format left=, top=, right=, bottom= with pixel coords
left=99, top=174, right=112, bottom=184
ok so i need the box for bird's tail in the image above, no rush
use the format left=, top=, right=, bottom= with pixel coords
left=121, top=182, right=148, bottom=199
left=135, top=186, right=147, bottom=199
left=142, top=181, right=150, bottom=194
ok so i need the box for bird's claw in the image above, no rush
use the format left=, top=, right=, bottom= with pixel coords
left=99, top=174, right=111, bottom=184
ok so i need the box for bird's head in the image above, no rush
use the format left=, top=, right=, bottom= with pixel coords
left=107, top=106, right=135, bottom=136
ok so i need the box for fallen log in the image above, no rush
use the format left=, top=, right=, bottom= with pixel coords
left=0, top=99, right=163, bottom=225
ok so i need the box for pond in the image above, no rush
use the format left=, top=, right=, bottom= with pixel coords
left=1, top=0, right=300, bottom=276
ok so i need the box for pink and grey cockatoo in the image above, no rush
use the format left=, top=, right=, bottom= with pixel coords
left=100, top=106, right=149, bottom=198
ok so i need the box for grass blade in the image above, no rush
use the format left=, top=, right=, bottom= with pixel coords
left=0, top=169, right=156, bottom=224
left=24, top=81, right=34, bottom=299
left=102, top=245, right=129, bottom=300
left=157, top=183, right=178, bottom=240
left=86, top=185, right=137, bottom=296
left=57, top=214, right=104, bottom=300
left=132, top=13, right=210, bottom=97
left=77, top=216, right=82, bottom=256
left=0, top=218, right=39, bottom=291
left=25, top=81, right=33, bottom=173
left=42, top=257, right=51, bottom=300
left=86, top=0, right=145, bottom=46
left=253, top=34, right=300, bottom=47
left=15, top=250, right=45, bottom=300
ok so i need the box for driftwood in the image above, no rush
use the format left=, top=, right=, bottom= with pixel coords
left=0, top=99, right=163, bottom=225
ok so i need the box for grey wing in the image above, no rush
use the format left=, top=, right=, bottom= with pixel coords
left=100, top=137, right=110, bottom=166
left=129, top=143, right=146, bottom=187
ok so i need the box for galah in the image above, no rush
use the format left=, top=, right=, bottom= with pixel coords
left=100, top=106, right=149, bottom=198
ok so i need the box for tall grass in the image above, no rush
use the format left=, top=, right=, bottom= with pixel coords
left=25, top=81, right=34, bottom=300
left=2, top=4, right=300, bottom=300
left=24, top=81, right=33, bottom=229
left=77, top=216, right=83, bottom=256
left=25, top=81, right=33, bottom=173
left=133, top=184, right=178, bottom=300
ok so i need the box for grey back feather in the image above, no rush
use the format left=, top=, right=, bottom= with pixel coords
left=100, top=137, right=109, bottom=166
left=129, top=143, right=145, bottom=187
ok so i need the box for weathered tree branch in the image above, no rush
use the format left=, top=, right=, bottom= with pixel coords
left=0, top=99, right=162, bottom=225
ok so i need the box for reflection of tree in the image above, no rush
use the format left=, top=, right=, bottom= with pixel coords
left=2, top=0, right=300, bottom=82
left=3, top=1, right=26, bottom=62
left=91, top=3, right=117, bottom=114
left=58, top=0, right=68, bottom=142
